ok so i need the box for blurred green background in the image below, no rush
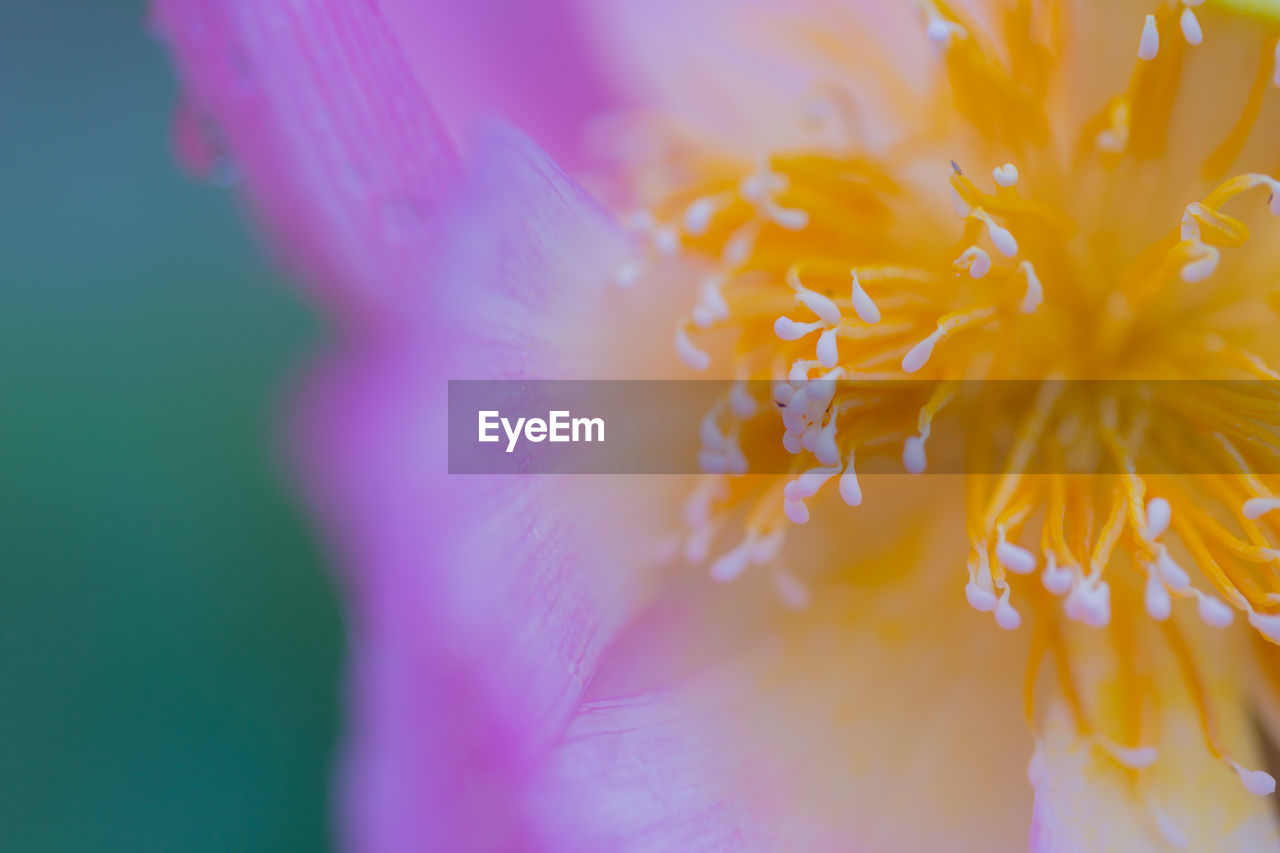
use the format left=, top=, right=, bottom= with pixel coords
left=1, top=2, right=342, bottom=850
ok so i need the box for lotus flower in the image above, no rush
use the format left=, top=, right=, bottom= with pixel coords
left=157, top=0, right=1280, bottom=849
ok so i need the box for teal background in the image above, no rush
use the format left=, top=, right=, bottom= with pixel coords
left=2, top=2, right=342, bottom=850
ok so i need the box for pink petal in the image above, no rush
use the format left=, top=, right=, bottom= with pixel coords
left=153, top=0, right=459, bottom=322
left=378, top=0, right=624, bottom=171
left=293, top=129, right=706, bottom=849
left=542, top=496, right=1038, bottom=852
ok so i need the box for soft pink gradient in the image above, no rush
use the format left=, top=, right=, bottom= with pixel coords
left=294, top=125, right=758, bottom=849
left=156, top=0, right=1280, bottom=850
left=377, top=0, right=623, bottom=171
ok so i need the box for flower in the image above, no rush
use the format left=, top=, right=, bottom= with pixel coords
left=156, top=0, right=1280, bottom=849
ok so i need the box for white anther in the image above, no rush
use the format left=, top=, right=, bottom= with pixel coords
left=1041, top=555, right=1074, bottom=596
left=653, top=225, right=679, bottom=256
left=739, top=166, right=785, bottom=202
left=709, top=539, right=752, bottom=582
left=1144, top=569, right=1173, bottom=621
left=775, top=317, right=824, bottom=341
left=700, top=277, right=729, bottom=320
left=1156, top=550, right=1190, bottom=590
left=784, top=397, right=809, bottom=431
left=995, top=588, right=1022, bottom=630
left=903, top=435, right=927, bottom=474
left=697, top=450, right=731, bottom=474
left=800, top=421, right=821, bottom=454
left=925, top=16, right=966, bottom=49
left=614, top=260, right=641, bottom=288
left=686, top=504, right=716, bottom=545
left=723, top=222, right=758, bottom=265
left=1232, top=175, right=1280, bottom=215
left=1065, top=578, right=1112, bottom=627
left=849, top=270, right=881, bottom=324
left=684, top=197, right=717, bottom=236
left=804, top=418, right=832, bottom=457
left=782, top=429, right=803, bottom=454
left=793, top=465, right=841, bottom=500
left=773, top=381, right=795, bottom=406
left=782, top=422, right=807, bottom=452
left=816, top=327, right=840, bottom=368
left=1181, top=244, right=1220, bottom=283
left=1230, top=760, right=1277, bottom=796
left=772, top=566, right=812, bottom=610
left=966, top=580, right=998, bottom=612
left=1195, top=591, right=1235, bottom=627
left=814, top=419, right=840, bottom=466
left=996, top=540, right=1037, bottom=575
left=767, top=202, right=810, bottom=231
left=749, top=530, right=786, bottom=563
left=992, top=163, right=1019, bottom=188
left=1095, top=735, right=1159, bottom=769
left=730, top=382, right=757, bottom=418
left=1180, top=6, right=1202, bottom=46
left=1181, top=203, right=1203, bottom=241
left=925, top=18, right=950, bottom=46
left=1248, top=606, right=1280, bottom=642
left=722, top=433, right=748, bottom=475
left=1244, top=497, right=1280, bottom=519
left=699, top=410, right=726, bottom=451
left=1096, top=128, right=1126, bottom=153
left=1274, top=39, right=1280, bottom=88
left=682, top=490, right=714, bottom=530
left=839, top=449, right=862, bottom=507
left=803, top=397, right=828, bottom=426
left=986, top=223, right=1018, bottom=258
left=806, top=368, right=843, bottom=407
left=676, top=328, right=711, bottom=370
left=796, top=289, right=842, bottom=325
left=957, top=245, right=992, bottom=278
left=691, top=305, right=714, bottom=329
left=1018, top=260, right=1043, bottom=314
left=966, top=554, right=998, bottom=612
left=1145, top=496, right=1172, bottom=539
left=902, top=329, right=943, bottom=374
left=973, top=210, right=1019, bottom=257
left=781, top=419, right=806, bottom=449
left=1138, top=14, right=1159, bottom=61
left=783, top=496, right=810, bottom=525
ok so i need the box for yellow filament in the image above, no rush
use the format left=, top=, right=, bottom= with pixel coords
left=1203, top=38, right=1280, bottom=180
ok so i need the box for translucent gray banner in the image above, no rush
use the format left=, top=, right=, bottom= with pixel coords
left=447, top=380, right=1280, bottom=475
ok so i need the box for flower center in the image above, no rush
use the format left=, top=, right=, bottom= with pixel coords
left=613, top=0, right=1280, bottom=806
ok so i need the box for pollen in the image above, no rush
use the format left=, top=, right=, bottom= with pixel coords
left=615, top=0, right=1280, bottom=799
